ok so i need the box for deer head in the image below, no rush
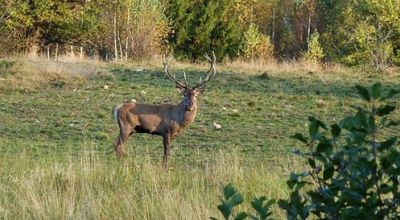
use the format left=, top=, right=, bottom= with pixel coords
left=162, top=52, right=216, bottom=112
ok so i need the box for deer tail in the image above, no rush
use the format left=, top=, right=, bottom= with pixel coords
left=112, top=104, right=123, bottom=122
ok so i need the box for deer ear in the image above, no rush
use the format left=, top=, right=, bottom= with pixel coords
left=195, top=86, right=205, bottom=94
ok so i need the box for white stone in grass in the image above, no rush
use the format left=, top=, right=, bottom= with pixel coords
left=316, top=99, right=327, bottom=108
left=136, top=68, right=143, bottom=72
left=213, top=121, right=222, bottom=130
left=104, top=84, right=109, bottom=89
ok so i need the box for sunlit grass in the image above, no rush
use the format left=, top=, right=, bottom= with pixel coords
left=0, top=57, right=399, bottom=219
left=0, top=149, right=298, bottom=219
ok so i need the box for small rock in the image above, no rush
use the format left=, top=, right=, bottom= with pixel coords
left=213, top=121, right=222, bottom=130
left=316, top=99, right=327, bottom=108
left=104, top=85, right=109, bottom=89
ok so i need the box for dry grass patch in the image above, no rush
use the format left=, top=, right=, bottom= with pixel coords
left=0, top=57, right=106, bottom=91
left=0, top=150, right=297, bottom=219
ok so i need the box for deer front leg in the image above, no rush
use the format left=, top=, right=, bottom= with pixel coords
left=162, top=134, right=171, bottom=168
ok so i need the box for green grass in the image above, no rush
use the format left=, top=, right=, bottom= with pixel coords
left=0, top=58, right=399, bottom=219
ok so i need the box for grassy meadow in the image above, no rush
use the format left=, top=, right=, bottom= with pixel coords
left=0, top=57, right=399, bottom=219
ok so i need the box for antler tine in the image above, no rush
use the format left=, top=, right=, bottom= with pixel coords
left=183, top=72, right=188, bottom=87
left=162, top=54, right=186, bottom=89
left=193, top=51, right=216, bottom=89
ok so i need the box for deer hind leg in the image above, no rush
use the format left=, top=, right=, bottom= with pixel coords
left=113, top=124, right=134, bottom=159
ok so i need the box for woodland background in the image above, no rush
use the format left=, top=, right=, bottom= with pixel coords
left=1, top=0, right=400, bottom=69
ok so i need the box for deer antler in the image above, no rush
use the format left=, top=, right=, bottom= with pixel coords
left=192, top=51, right=216, bottom=89
left=163, top=54, right=187, bottom=89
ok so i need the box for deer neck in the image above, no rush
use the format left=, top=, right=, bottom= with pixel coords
left=177, top=101, right=197, bottom=127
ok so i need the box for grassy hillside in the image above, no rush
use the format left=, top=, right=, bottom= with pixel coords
left=0, top=58, right=399, bottom=219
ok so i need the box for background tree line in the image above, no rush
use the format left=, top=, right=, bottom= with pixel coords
left=0, top=0, right=399, bottom=68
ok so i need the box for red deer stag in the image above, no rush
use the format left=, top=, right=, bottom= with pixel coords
left=112, top=52, right=216, bottom=167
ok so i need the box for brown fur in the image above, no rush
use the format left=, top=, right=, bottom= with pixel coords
left=113, top=89, right=200, bottom=167
left=113, top=52, right=216, bottom=167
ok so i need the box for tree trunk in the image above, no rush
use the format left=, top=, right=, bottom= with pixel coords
left=125, top=6, right=130, bottom=61
left=70, top=45, right=75, bottom=57
left=118, top=30, right=123, bottom=60
left=80, top=46, right=84, bottom=59
left=47, top=45, right=50, bottom=61
left=55, top=43, right=59, bottom=61
left=307, top=12, right=311, bottom=43
left=272, top=8, right=275, bottom=45
left=113, top=13, right=118, bottom=61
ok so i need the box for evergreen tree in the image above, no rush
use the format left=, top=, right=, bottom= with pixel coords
left=167, top=0, right=242, bottom=60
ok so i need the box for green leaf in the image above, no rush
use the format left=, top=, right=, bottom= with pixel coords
left=380, top=89, right=400, bottom=101
left=308, top=116, right=327, bottom=138
left=293, top=181, right=306, bottom=191
left=378, top=137, right=397, bottom=151
left=250, top=197, right=275, bottom=220
left=234, top=212, right=248, bottom=220
left=368, top=115, right=376, bottom=133
left=316, top=141, right=333, bottom=155
left=340, top=116, right=355, bottom=130
left=266, top=199, right=276, bottom=207
left=370, top=82, right=382, bottom=99
left=386, top=120, right=400, bottom=127
left=376, top=105, right=395, bottom=116
left=355, top=85, right=371, bottom=102
left=354, top=111, right=368, bottom=130
left=323, top=165, right=334, bottom=180
left=292, top=133, right=308, bottom=143
left=331, top=124, right=341, bottom=138
left=217, top=202, right=232, bottom=220
left=277, top=200, right=289, bottom=210
left=223, top=183, right=236, bottom=199
left=229, top=194, right=244, bottom=207
left=308, top=158, right=316, bottom=168
left=309, top=117, right=319, bottom=137
left=380, top=184, right=393, bottom=194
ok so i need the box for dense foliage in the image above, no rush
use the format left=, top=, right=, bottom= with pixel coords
left=0, top=0, right=399, bottom=66
left=280, top=83, right=400, bottom=219
left=211, top=183, right=275, bottom=220
left=167, top=0, right=242, bottom=60
left=214, top=83, right=400, bottom=219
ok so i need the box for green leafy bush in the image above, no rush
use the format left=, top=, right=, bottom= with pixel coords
left=279, top=82, right=400, bottom=219
left=242, top=23, right=274, bottom=63
left=212, top=183, right=275, bottom=220
left=303, top=32, right=324, bottom=64
left=214, top=83, right=399, bottom=219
